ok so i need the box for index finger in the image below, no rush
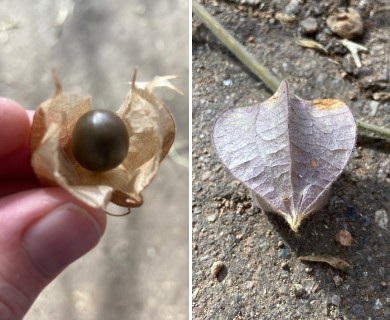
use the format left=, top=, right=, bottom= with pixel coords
left=0, top=98, right=37, bottom=180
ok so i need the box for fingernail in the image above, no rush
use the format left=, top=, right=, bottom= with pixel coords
left=23, top=203, right=102, bottom=277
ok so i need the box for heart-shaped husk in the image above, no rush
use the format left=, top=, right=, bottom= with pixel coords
left=213, top=80, right=356, bottom=231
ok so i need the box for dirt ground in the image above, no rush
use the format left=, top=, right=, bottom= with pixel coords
left=192, top=0, right=389, bottom=319
left=0, top=1, right=188, bottom=320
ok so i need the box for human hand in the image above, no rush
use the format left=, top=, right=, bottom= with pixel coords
left=0, top=98, right=106, bottom=320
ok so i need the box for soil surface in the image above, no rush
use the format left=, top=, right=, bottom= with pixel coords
left=192, top=1, right=389, bottom=319
left=0, top=1, right=188, bottom=319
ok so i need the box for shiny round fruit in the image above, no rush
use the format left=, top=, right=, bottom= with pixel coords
left=71, top=110, right=129, bottom=172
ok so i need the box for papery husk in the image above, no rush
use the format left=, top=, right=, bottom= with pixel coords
left=30, top=72, right=178, bottom=210
left=213, top=80, right=356, bottom=232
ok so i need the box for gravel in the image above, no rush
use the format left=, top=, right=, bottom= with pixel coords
left=300, top=17, right=318, bottom=35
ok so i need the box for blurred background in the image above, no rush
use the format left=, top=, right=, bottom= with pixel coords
left=0, top=1, right=189, bottom=319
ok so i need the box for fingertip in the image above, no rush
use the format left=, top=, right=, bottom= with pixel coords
left=0, top=98, right=31, bottom=159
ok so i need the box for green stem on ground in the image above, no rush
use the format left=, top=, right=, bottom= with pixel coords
left=192, top=0, right=280, bottom=92
left=192, top=1, right=390, bottom=141
left=356, top=120, right=390, bottom=140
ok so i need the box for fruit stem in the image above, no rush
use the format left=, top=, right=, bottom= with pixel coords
left=192, top=1, right=390, bottom=141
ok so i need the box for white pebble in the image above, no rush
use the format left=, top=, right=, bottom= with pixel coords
left=375, top=209, right=388, bottom=230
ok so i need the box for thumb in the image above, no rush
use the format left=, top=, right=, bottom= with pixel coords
left=0, top=188, right=106, bottom=320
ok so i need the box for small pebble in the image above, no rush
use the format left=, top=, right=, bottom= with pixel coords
left=380, top=281, right=387, bottom=288
left=348, top=90, right=358, bottom=100
left=223, top=79, right=233, bottom=86
left=373, top=92, right=390, bottom=101
left=305, top=267, right=313, bottom=273
left=374, top=299, right=383, bottom=310
left=330, top=294, right=341, bottom=306
left=358, top=0, right=370, bottom=11
left=281, top=261, right=289, bottom=270
left=207, top=214, right=217, bottom=222
left=211, top=261, right=224, bottom=278
left=277, top=284, right=289, bottom=295
left=192, top=287, right=199, bottom=300
left=277, top=240, right=285, bottom=248
left=302, top=279, right=315, bottom=293
left=333, top=275, right=344, bottom=287
left=201, top=171, right=212, bottom=181
left=378, top=159, right=390, bottom=180
left=275, top=12, right=296, bottom=23
left=193, top=207, right=202, bottom=215
left=239, top=0, right=261, bottom=5
left=193, top=182, right=202, bottom=193
left=300, top=17, right=318, bottom=35
left=292, top=283, right=305, bottom=298
left=280, top=272, right=289, bottom=280
left=351, top=148, right=361, bottom=158
left=236, top=203, right=245, bottom=214
left=369, top=100, right=380, bottom=116
left=375, top=209, right=388, bottom=230
left=246, top=281, right=255, bottom=289
left=259, top=240, right=270, bottom=252
left=335, top=229, right=353, bottom=246
left=285, top=0, right=300, bottom=15
left=326, top=8, right=363, bottom=39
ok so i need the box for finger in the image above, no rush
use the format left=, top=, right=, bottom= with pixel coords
left=0, top=181, right=42, bottom=198
left=0, top=104, right=36, bottom=180
left=0, top=144, right=37, bottom=180
left=0, top=98, right=30, bottom=159
left=0, top=187, right=106, bottom=320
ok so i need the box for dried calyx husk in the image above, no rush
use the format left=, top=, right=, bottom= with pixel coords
left=30, top=71, right=180, bottom=212
left=213, top=80, right=356, bottom=232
